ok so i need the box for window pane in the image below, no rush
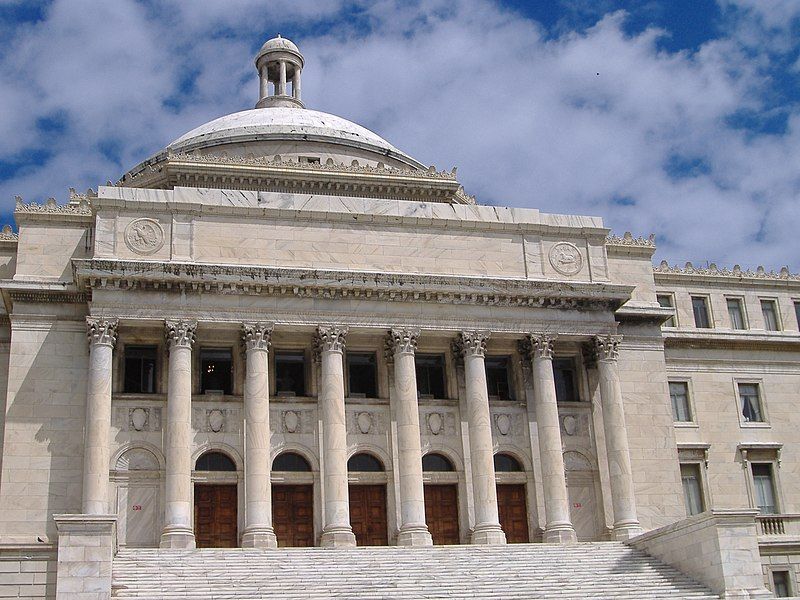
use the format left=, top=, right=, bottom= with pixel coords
left=272, top=452, right=311, bottom=472
left=657, top=295, right=676, bottom=327
left=416, top=355, right=445, bottom=399
left=761, top=300, right=779, bottom=331
left=554, top=358, right=578, bottom=403
left=669, top=381, right=691, bottom=422
left=485, top=357, right=512, bottom=400
left=680, top=463, right=704, bottom=515
left=123, top=345, right=157, bottom=393
left=195, top=452, right=236, bottom=471
left=772, top=571, right=790, bottom=597
left=347, top=453, right=384, bottom=472
left=726, top=299, right=745, bottom=330
left=691, top=297, right=711, bottom=328
left=275, top=352, right=306, bottom=396
left=738, top=383, right=763, bottom=422
left=347, top=353, right=377, bottom=397
left=200, top=348, right=233, bottom=394
left=422, top=453, right=454, bottom=472
left=494, top=453, right=523, bottom=472
left=752, top=463, right=776, bottom=514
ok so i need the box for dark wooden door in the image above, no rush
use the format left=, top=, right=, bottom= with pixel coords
left=497, top=484, right=529, bottom=543
left=272, top=484, right=314, bottom=547
left=424, top=484, right=459, bottom=545
left=194, top=484, right=238, bottom=548
left=349, top=485, right=388, bottom=546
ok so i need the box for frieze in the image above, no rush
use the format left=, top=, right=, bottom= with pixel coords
left=113, top=407, right=162, bottom=432
left=654, top=260, right=799, bottom=282
left=271, top=409, right=314, bottom=434
left=346, top=410, right=386, bottom=435
left=192, top=407, right=240, bottom=433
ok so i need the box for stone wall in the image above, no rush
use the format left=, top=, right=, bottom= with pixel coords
left=0, top=545, right=57, bottom=599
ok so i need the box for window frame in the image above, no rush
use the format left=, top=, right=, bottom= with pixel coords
left=724, top=296, right=748, bottom=330
left=677, top=445, right=711, bottom=518
left=345, top=351, right=378, bottom=399
left=553, top=356, right=581, bottom=403
left=198, top=346, right=234, bottom=396
left=759, top=298, right=781, bottom=332
left=668, top=379, right=696, bottom=426
left=484, top=355, right=514, bottom=401
left=690, top=295, right=713, bottom=329
left=734, top=379, right=769, bottom=427
left=273, top=350, right=308, bottom=398
left=657, top=293, right=677, bottom=328
left=122, top=344, right=160, bottom=394
left=739, top=445, right=784, bottom=517
left=415, top=354, right=447, bottom=400
left=679, top=462, right=706, bottom=516
left=794, top=299, right=800, bottom=332
left=768, top=568, right=794, bottom=598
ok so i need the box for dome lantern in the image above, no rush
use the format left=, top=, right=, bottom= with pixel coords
left=255, top=35, right=305, bottom=109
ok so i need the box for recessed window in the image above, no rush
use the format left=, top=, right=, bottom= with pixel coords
left=422, top=453, right=454, bottom=472
left=195, top=452, right=236, bottom=472
left=347, top=453, right=384, bottom=472
left=794, top=301, right=800, bottom=331
left=751, top=463, right=777, bottom=514
left=657, top=294, right=676, bottom=327
left=275, top=352, right=306, bottom=397
left=485, top=357, right=513, bottom=401
left=272, top=452, right=312, bottom=472
left=554, top=358, right=578, bottom=403
left=347, top=352, right=377, bottom=398
left=494, top=453, right=523, bottom=472
left=691, top=296, right=711, bottom=328
left=669, top=381, right=692, bottom=422
left=761, top=299, right=780, bottom=331
left=726, top=298, right=746, bottom=330
left=416, top=355, right=446, bottom=399
left=200, top=348, right=232, bottom=395
left=680, top=463, right=705, bottom=516
left=772, top=570, right=791, bottom=597
left=738, top=382, right=764, bottom=423
left=124, top=345, right=157, bottom=393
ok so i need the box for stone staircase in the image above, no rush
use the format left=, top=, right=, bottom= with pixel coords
left=112, top=542, right=720, bottom=599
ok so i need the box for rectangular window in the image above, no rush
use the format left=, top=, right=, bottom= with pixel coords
left=124, top=345, right=157, bottom=393
left=275, top=352, right=306, bottom=397
left=761, top=299, right=780, bottom=331
left=347, top=352, right=377, bottom=398
left=772, top=571, right=791, bottom=597
left=485, top=357, right=513, bottom=401
left=691, top=296, right=711, bottom=328
left=795, top=301, right=800, bottom=331
left=554, top=358, right=578, bottom=403
left=657, top=294, right=676, bottom=327
left=680, top=463, right=705, bottom=516
left=200, top=348, right=233, bottom=394
left=669, top=381, right=692, bottom=422
left=738, top=383, right=764, bottom=423
left=416, top=355, right=446, bottom=399
left=751, top=463, right=777, bottom=514
left=726, top=298, right=746, bottom=330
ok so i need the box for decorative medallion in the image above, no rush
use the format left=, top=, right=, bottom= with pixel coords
left=356, top=412, right=373, bottom=434
left=129, top=408, right=149, bottom=432
left=427, top=412, right=443, bottom=436
left=207, top=409, right=225, bottom=433
left=548, top=242, right=583, bottom=276
left=283, top=410, right=299, bottom=433
left=124, top=218, right=164, bottom=255
left=562, top=415, right=577, bottom=436
left=495, top=414, right=512, bottom=436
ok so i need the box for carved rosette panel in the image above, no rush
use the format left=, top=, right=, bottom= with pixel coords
left=492, top=412, right=523, bottom=437
left=455, top=330, right=490, bottom=359
left=87, top=317, right=118, bottom=348
left=314, top=325, right=348, bottom=358
left=559, top=413, right=590, bottom=438
left=525, top=334, right=555, bottom=361
left=192, top=407, right=240, bottom=433
left=422, top=411, right=457, bottom=436
left=549, top=241, right=583, bottom=276
left=242, top=322, right=273, bottom=351
left=346, top=410, right=386, bottom=435
left=270, top=409, right=314, bottom=434
left=594, top=335, right=622, bottom=362
left=388, top=327, right=420, bottom=356
left=114, top=407, right=162, bottom=432
left=165, top=320, right=197, bottom=349
left=124, top=218, right=165, bottom=255
left=563, top=450, right=594, bottom=472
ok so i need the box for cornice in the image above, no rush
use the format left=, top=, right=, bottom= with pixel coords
left=663, top=329, right=800, bottom=351
left=605, top=232, right=656, bottom=258
left=654, top=260, right=800, bottom=287
left=14, top=196, right=94, bottom=224
left=0, top=225, right=18, bottom=245
left=73, top=258, right=633, bottom=311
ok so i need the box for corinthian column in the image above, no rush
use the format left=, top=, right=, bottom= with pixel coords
left=82, top=317, right=118, bottom=514
left=595, top=335, right=642, bottom=540
left=525, top=334, right=576, bottom=543
left=388, top=328, right=433, bottom=546
left=241, top=322, right=277, bottom=548
left=315, top=325, right=356, bottom=547
left=161, top=319, right=197, bottom=549
left=458, top=331, right=506, bottom=545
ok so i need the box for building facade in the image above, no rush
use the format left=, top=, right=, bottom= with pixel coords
left=0, top=36, right=798, bottom=599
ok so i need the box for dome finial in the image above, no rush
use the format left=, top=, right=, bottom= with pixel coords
left=255, top=35, right=304, bottom=109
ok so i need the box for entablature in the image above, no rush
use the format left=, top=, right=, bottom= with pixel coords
left=662, top=329, right=800, bottom=351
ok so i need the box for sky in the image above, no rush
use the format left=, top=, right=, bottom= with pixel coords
left=1, top=0, right=799, bottom=270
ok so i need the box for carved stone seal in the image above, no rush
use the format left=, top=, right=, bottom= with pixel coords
left=549, top=242, right=583, bottom=276
left=124, top=218, right=164, bottom=255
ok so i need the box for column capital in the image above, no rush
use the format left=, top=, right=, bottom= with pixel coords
left=594, top=334, right=622, bottom=362
left=314, top=324, right=348, bottom=357
left=242, top=322, right=274, bottom=352
left=165, top=319, right=197, bottom=349
left=455, top=330, right=490, bottom=358
left=388, top=327, right=420, bottom=356
left=86, top=317, right=118, bottom=348
left=525, top=333, right=556, bottom=361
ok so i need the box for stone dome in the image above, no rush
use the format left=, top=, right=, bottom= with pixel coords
left=258, top=35, right=299, bottom=54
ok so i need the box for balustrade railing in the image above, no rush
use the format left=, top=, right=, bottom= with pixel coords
left=756, top=514, right=800, bottom=539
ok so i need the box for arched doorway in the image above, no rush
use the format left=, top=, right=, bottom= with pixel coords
left=347, top=452, right=388, bottom=546
left=494, top=453, right=529, bottom=543
left=113, top=447, right=161, bottom=547
left=422, top=452, right=460, bottom=545
left=194, top=451, right=238, bottom=548
left=272, top=452, right=315, bottom=547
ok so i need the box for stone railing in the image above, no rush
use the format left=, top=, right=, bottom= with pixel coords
left=756, top=514, right=800, bottom=539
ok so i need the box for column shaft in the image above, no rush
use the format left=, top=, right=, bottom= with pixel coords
left=241, top=323, right=277, bottom=548
left=317, top=326, right=356, bottom=547
left=259, top=66, right=269, bottom=100
left=390, top=328, right=432, bottom=546
left=161, top=320, right=197, bottom=549
left=278, top=60, right=287, bottom=95
left=82, top=318, right=117, bottom=514
left=292, top=67, right=301, bottom=100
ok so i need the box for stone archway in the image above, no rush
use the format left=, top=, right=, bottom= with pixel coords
left=113, top=446, right=162, bottom=547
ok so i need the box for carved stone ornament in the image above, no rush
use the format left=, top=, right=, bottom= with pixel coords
left=86, top=317, right=118, bottom=347
left=130, top=408, right=149, bottom=432
left=427, top=412, right=444, bottom=435
left=356, top=412, right=373, bottom=434
left=456, top=330, right=490, bottom=358
left=562, top=415, right=577, bottom=436
left=242, top=322, right=274, bottom=351
left=165, top=320, right=197, bottom=349
left=314, top=325, right=348, bottom=357
left=207, top=409, right=225, bottom=433
left=124, top=218, right=164, bottom=255
left=549, top=242, right=583, bottom=276
left=389, top=327, right=420, bottom=355
left=594, top=335, right=622, bottom=362
left=563, top=451, right=593, bottom=472
left=495, top=413, right=512, bottom=436
left=283, top=410, right=299, bottom=433
left=526, top=334, right=555, bottom=361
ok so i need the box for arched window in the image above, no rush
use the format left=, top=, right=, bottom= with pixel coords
left=272, top=452, right=312, bottom=472
left=422, top=453, right=455, bottom=472
left=347, top=453, right=384, bottom=472
left=195, top=451, right=236, bottom=472
left=494, top=453, right=523, bottom=472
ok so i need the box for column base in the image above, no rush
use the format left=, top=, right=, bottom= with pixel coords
left=160, top=525, right=196, bottom=549
left=320, top=526, right=357, bottom=548
left=470, top=523, right=506, bottom=545
left=612, top=521, right=643, bottom=541
left=241, top=526, right=277, bottom=548
left=542, top=523, right=577, bottom=544
left=396, top=524, right=433, bottom=546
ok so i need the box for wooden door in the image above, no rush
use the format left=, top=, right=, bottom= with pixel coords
left=424, top=484, right=459, bottom=545
left=272, top=484, right=314, bottom=547
left=497, top=484, right=529, bottom=543
left=349, top=485, right=388, bottom=546
left=194, top=484, right=238, bottom=548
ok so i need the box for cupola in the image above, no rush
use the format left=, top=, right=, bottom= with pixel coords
left=255, top=35, right=304, bottom=109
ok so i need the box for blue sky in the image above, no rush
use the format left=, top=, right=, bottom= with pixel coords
left=1, top=0, right=799, bottom=269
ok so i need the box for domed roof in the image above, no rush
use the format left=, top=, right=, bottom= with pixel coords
left=258, top=35, right=299, bottom=54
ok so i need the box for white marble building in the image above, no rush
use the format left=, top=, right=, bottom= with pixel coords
left=0, top=36, right=798, bottom=599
